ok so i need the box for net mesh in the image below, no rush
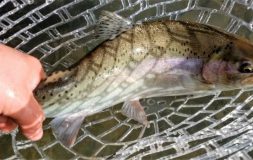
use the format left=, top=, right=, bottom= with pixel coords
left=1, top=0, right=253, bottom=159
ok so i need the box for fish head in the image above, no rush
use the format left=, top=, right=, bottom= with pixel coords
left=202, top=36, right=253, bottom=89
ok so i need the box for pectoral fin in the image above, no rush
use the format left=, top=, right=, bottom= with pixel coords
left=121, top=100, right=149, bottom=127
left=50, top=113, right=85, bottom=147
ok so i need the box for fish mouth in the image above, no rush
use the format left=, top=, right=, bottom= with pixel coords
left=241, top=75, right=253, bottom=86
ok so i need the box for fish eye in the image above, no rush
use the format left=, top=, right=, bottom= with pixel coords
left=239, top=62, right=253, bottom=73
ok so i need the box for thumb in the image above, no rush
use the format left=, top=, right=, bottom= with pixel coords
left=10, top=96, right=45, bottom=141
left=0, top=115, right=17, bottom=133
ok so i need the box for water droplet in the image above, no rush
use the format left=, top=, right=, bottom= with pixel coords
left=26, top=0, right=34, bottom=4
left=147, top=99, right=156, bottom=105
left=46, top=0, right=54, bottom=4
left=157, top=100, right=166, bottom=106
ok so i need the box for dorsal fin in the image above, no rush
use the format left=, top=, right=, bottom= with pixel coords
left=96, top=11, right=133, bottom=40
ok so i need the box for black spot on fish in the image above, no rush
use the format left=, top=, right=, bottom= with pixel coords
left=222, top=56, right=229, bottom=61
left=58, top=94, right=61, bottom=97
left=225, top=44, right=230, bottom=50
left=65, top=90, right=68, bottom=93
left=42, top=96, right=46, bottom=100
left=48, top=102, right=55, bottom=106
left=214, top=47, right=222, bottom=53
left=50, top=93, right=53, bottom=96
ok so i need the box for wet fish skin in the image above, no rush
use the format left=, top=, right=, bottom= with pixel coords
left=34, top=13, right=253, bottom=147
left=36, top=21, right=251, bottom=110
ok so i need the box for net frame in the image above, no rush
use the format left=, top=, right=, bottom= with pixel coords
left=1, top=0, right=253, bottom=159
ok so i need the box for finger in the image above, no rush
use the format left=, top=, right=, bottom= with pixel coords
left=29, top=58, right=47, bottom=90
left=0, top=115, right=17, bottom=133
left=10, top=96, right=45, bottom=141
left=30, top=68, right=47, bottom=90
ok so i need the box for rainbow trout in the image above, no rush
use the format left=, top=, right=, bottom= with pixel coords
left=35, top=11, right=253, bottom=147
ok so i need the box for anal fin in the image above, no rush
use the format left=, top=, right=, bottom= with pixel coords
left=50, top=113, right=85, bottom=148
left=121, top=100, right=149, bottom=127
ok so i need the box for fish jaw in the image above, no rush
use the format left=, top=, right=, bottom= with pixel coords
left=241, top=76, right=253, bottom=86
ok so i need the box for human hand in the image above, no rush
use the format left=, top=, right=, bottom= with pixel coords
left=0, top=44, right=45, bottom=141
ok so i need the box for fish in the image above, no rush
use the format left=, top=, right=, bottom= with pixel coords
left=34, top=11, right=253, bottom=147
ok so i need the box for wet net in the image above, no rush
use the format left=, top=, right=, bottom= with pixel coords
left=1, top=0, right=253, bottom=159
